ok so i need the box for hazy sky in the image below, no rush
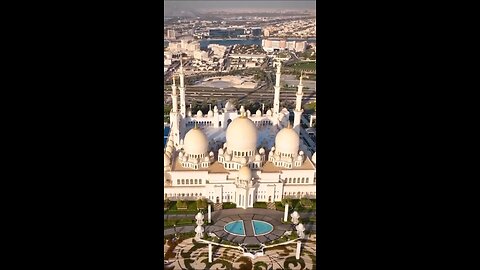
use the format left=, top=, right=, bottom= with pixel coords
left=164, top=1, right=316, bottom=14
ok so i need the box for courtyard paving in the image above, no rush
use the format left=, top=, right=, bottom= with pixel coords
left=205, top=208, right=292, bottom=245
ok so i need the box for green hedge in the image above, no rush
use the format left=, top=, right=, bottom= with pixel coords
left=222, top=202, right=237, bottom=209
left=300, top=197, right=313, bottom=208
left=253, top=202, right=267, bottom=208
left=196, top=199, right=207, bottom=210
left=176, top=200, right=187, bottom=209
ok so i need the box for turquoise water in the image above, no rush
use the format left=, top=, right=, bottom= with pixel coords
left=224, top=220, right=245, bottom=236
left=252, top=220, right=273, bottom=236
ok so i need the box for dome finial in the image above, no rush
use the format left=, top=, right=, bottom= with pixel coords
left=172, top=74, right=176, bottom=85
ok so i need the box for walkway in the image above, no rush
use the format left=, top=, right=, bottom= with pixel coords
left=164, top=208, right=316, bottom=239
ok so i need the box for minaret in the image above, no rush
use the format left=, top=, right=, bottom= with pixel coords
left=170, top=75, right=180, bottom=146
left=273, top=60, right=281, bottom=115
left=293, top=72, right=304, bottom=133
left=171, top=75, right=178, bottom=113
left=178, top=58, right=186, bottom=117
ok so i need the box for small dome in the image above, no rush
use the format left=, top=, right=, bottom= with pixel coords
left=218, top=148, right=224, bottom=155
left=197, top=110, right=203, bottom=117
left=204, top=156, right=210, bottom=162
left=259, top=148, right=265, bottom=154
left=208, top=110, right=213, bottom=117
left=255, top=154, right=261, bottom=161
left=184, top=127, right=209, bottom=155
left=239, top=106, right=245, bottom=114
left=275, top=126, right=300, bottom=155
left=271, top=146, right=275, bottom=151
left=297, top=155, right=303, bottom=161
left=178, top=152, right=184, bottom=158
left=312, top=152, right=316, bottom=164
left=226, top=116, right=258, bottom=152
left=256, top=110, right=262, bottom=117
left=209, top=151, right=214, bottom=156
left=238, top=166, right=252, bottom=180
left=241, top=157, right=248, bottom=165
left=299, top=151, right=304, bottom=156
left=246, top=110, right=251, bottom=117
left=213, top=105, right=219, bottom=112
left=266, top=109, right=272, bottom=116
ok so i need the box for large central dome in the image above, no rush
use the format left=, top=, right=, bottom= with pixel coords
left=226, top=116, right=258, bottom=153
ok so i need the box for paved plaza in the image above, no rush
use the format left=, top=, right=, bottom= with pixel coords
left=205, top=208, right=292, bottom=245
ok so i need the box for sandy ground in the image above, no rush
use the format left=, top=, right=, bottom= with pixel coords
left=192, top=76, right=258, bottom=89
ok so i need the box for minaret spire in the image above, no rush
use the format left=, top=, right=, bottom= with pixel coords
left=171, top=75, right=178, bottom=113
left=178, top=58, right=186, bottom=117
left=293, top=71, right=304, bottom=133
left=169, top=74, right=180, bottom=146
left=273, top=60, right=282, bottom=115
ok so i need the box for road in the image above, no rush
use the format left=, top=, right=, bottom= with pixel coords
left=163, top=85, right=316, bottom=103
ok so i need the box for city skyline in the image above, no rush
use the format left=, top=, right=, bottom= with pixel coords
left=164, top=0, right=316, bottom=15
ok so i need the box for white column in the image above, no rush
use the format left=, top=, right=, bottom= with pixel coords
left=208, top=243, right=213, bottom=263
left=310, top=115, right=313, bottom=127
left=284, top=203, right=289, bottom=222
left=208, top=204, right=211, bottom=223
left=171, top=76, right=178, bottom=113
left=296, top=241, right=301, bottom=260
left=273, top=61, right=282, bottom=114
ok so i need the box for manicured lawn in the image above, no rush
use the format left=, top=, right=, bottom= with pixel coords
left=292, top=61, right=316, bottom=71
left=164, top=218, right=196, bottom=228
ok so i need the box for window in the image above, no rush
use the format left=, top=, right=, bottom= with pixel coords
left=177, top=180, right=180, bottom=185
left=306, top=178, right=309, bottom=183
left=293, top=178, right=296, bottom=183
left=199, top=179, right=202, bottom=184
left=195, top=179, right=198, bottom=184
left=301, top=178, right=305, bottom=183
left=181, top=179, right=185, bottom=185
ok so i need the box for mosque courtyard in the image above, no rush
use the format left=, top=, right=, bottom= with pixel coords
left=164, top=208, right=317, bottom=270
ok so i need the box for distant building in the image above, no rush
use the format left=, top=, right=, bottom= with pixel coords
left=262, top=39, right=307, bottom=53
left=208, top=27, right=246, bottom=38
left=251, top=27, right=262, bottom=37
left=263, top=29, right=270, bottom=37
left=294, top=41, right=307, bottom=52
left=167, top=29, right=176, bottom=39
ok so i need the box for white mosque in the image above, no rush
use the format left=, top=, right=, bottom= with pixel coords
left=164, top=60, right=316, bottom=209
